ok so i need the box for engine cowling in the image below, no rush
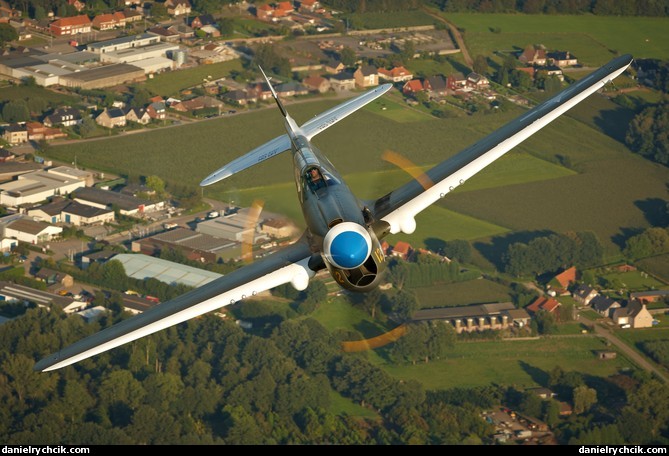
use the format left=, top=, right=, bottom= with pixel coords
left=322, top=222, right=386, bottom=292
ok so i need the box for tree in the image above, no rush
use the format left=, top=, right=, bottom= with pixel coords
left=0, top=23, right=18, bottom=46
left=391, top=290, right=418, bottom=322
left=443, top=240, right=471, bottom=263
left=150, top=2, right=167, bottom=17
left=626, top=100, right=669, bottom=165
left=340, top=46, right=357, bottom=66
left=573, top=385, right=597, bottom=414
left=2, top=100, right=30, bottom=122
left=473, top=55, right=488, bottom=75
left=78, top=116, right=97, bottom=138
left=145, top=175, right=166, bottom=195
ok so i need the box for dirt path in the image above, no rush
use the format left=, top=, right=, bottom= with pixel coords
left=421, top=7, right=473, bottom=68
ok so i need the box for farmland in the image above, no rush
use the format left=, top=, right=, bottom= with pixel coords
left=411, top=278, right=512, bottom=308
left=443, top=13, right=669, bottom=63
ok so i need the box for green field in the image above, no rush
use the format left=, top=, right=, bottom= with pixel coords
left=370, top=336, right=634, bottom=390
left=347, top=10, right=436, bottom=29
left=0, top=85, right=81, bottom=106
left=444, top=13, right=669, bottom=63
left=364, top=97, right=434, bottom=122
left=142, top=60, right=243, bottom=96
left=310, top=296, right=387, bottom=337
left=411, top=278, right=512, bottom=308
left=328, top=389, right=378, bottom=419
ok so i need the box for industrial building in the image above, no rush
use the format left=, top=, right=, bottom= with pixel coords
left=132, top=227, right=242, bottom=262
left=0, top=281, right=85, bottom=313
left=0, top=215, right=63, bottom=244
left=72, top=187, right=163, bottom=216
left=58, top=63, right=146, bottom=89
left=0, top=169, right=86, bottom=207
left=99, top=42, right=180, bottom=64
left=111, top=253, right=222, bottom=288
left=86, top=33, right=162, bottom=54
left=196, top=208, right=268, bottom=243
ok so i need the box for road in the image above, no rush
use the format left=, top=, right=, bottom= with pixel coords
left=578, top=313, right=668, bottom=384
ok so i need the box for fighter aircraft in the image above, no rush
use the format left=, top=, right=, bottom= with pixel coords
left=34, top=54, right=633, bottom=372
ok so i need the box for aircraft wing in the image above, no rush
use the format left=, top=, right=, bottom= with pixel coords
left=371, top=54, right=633, bottom=236
left=34, top=238, right=315, bottom=372
left=200, top=84, right=393, bottom=187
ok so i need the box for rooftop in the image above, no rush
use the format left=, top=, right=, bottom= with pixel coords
left=111, top=253, right=222, bottom=288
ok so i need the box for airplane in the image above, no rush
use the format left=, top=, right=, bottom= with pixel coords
left=34, top=54, right=634, bottom=372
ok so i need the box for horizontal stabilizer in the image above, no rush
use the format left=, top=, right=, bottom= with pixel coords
left=200, top=83, right=393, bottom=187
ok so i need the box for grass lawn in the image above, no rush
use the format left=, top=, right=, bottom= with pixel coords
left=443, top=13, right=669, bottom=63
left=328, top=389, right=378, bottom=419
left=598, top=270, right=666, bottom=291
left=142, top=60, right=243, bottom=96
left=364, top=97, right=434, bottom=122
left=369, top=336, right=634, bottom=390
left=347, top=10, right=437, bottom=29
left=310, top=296, right=387, bottom=338
left=553, top=322, right=590, bottom=335
left=410, top=278, right=512, bottom=308
left=580, top=309, right=603, bottom=321
left=0, top=85, right=81, bottom=106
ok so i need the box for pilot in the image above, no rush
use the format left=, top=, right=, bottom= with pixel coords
left=308, top=168, right=325, bottom=190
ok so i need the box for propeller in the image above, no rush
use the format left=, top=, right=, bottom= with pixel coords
left=381, top=149, right=434, bottom=191
left=241, top=199, right=265, bottom=263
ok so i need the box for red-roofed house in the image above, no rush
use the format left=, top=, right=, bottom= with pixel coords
left=378, top=66, right=413, bottom=83
left=50, top=15, right=91, bottom=36
left=381, top=240, right=390, bottom=255
left=274, top=1, right=294, bottom=17
left=526, top=296, right=561, bottom=316
left=554, top=266, right=576, bottom=290
left=402, top=79, right=423, bottom=95
left=256, top=3, right=274, bottom=21
left=391, top=241, right=412, bottom=260
left=67, top=0, right=85, bottom=12
left=92, top=13, right=123, bottom=30
left=519, top=45, right=547, bottom=66
left=303, top=75, right=330, bottom=93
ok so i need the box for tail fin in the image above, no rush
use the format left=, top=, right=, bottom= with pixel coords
left=259, top=65, right=300, bottom=137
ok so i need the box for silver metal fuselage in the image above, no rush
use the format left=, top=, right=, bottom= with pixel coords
left=291, top=135, right=365, bottom=247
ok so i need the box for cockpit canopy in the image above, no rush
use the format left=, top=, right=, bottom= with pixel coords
left=302, top=166, right=339, bottom=194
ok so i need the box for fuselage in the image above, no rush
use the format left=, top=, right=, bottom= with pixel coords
left=290, top=134, right=386, bottom=291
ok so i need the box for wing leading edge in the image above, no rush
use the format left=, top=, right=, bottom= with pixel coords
left=34, top=238, right=314, bottom=372
left=373, top=54, right=633, bottom=235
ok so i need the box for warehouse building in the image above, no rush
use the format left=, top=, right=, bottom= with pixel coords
left=58, top=63, right=145, bottom=89
left=111, top=253, right=222, bottom=288
left=0, top=170, right=86, bottom=207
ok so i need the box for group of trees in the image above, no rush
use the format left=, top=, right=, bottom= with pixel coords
left=623, top=226, right=669, bottom=260
left=503, top=231, right=603, bottom=277
left=625, top=99, right=669, bottom=166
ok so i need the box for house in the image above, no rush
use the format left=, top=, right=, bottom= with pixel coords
left=2, top=124, right=27, bottom=144
left=35, top=267, right=74, bottom=287
left=2, top=217, right=63, bottom=244
left=190, top=14, right=215, bottom=29
left=466, top=72, right=489, bottom=89
left=552, top=266, right=576, bottom=293
left=302, top=75, right=330, bottom=93
left=324, top=59, right=345, bottom=74
left=92, top=13, right=124, bottom=30
left=96, top=108, right=126, bottom=128
left=526, top=296, right=561, bottom=316
left=328, top=72, right=355, bottom=92
left=390, top=241, right=412, bottom=260
left=147, top=26, right=180, bottom=42
left=165, top=0, right=191, bottom=16
left=68, top=0, right=86, bottom=12
left=425, top=75, right=448, bottom=97
left=146, top=101, right=166, bottom=120
left=612, top=300, right=654, bottom=328
left=124, top=107, right=151, bottom=124
left=354, top=65, right=378, bottom=88
left=528, top=387, right=557, bottom=400
left=256, top=3, right=274, bottom=21
left=49, top=15, right=92, bottom=36
left=223, top=90, right=251, bottom=106
left=261, top=218, right=295, bottom=238
left=628, top=290, right=669, bottom=304
left=378, top=66, right=413, bottom=83
left=573, top=284, right=598, bottom=306
left=547, top=51, right=578, bottom=67
left=171, top=95, right=225, bottom=112
left=519, top=45, right=547, bottom=66
left=249, top=82, right=273, bottom=101
left=590, top=295, right=621, bottom=318
left=43, top=107, right=82, bottom=127
left=402, top=79, right=424, bottom=95
left=540, top=65, right=564, bottom=82
left=26, top=122, right=67, bottom=141
left=275, top=82, right=308, bottom=97
left=299, top=0, right=321, bottom=12
left=447, top=72, right=467, bottom=91
left=616, top=264, right=637, bottom=273
left=274, top=1, right=294, bottom=17
left=505, top=308, right=531, bottom=327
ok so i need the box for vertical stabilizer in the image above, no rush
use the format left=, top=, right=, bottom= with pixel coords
left=259, top=66, right=300, bottom=137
